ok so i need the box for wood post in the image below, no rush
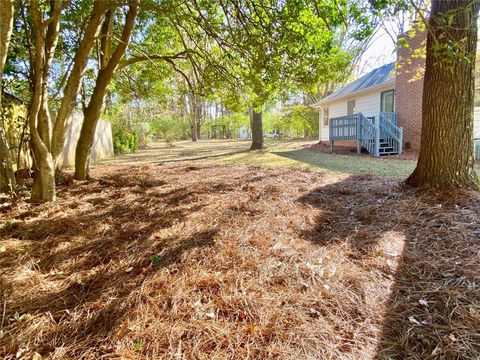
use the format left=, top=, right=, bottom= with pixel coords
left=356, top=115, right=361, bottom=154
left=375, top=124, right=380, bottom=157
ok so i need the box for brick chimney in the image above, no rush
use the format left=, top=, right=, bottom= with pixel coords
left=395, top=25, right=427, bottom=151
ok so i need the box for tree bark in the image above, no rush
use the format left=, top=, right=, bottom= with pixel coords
left=406, top=0, right=479, bottom=189
left=0, top=0, right=16, bottom=193
left=30, top=152, right=56, bottom=201
left=187, top=93, right=200, bottom=141
left=75, top=2, right=138, bottom=180
left=31, top=9, right=59, bottom=199
left=28, top=0, right=62, bottom=201
left=250, top=110, right=264, bottom=150
left=191, top=123, right=198, bottom=141
left=195, top=105, right=202, bottom=140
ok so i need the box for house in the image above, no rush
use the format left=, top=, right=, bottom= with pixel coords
left=313, top=27, right=480, bottom=156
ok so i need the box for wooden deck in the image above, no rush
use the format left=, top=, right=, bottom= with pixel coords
left=329, top=112, right=403, bottom=157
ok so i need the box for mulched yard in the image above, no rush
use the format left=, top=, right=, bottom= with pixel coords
left=0, top=163, right=479, bottom=359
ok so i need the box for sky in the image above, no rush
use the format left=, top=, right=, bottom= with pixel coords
left=357, top=27, right=398, bottom=77
left=355, top=12, right=417, bottom=77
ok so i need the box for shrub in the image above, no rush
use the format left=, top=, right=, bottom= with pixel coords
left=113, top=125, right=138, bottom=155
left=164, top=132, right=175, bottom=147
left=150, top=116, right=190, bottom=141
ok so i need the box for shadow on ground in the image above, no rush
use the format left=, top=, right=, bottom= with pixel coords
left=0, top=164, right=479, bottom=359
left=299, top=175, right=480, bottom=359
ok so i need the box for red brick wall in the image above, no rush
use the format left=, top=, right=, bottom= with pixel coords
left=395, top=28, right=427, bottom=150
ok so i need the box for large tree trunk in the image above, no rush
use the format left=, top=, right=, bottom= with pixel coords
left=191, top=123, right=198, bottom=142
left=0, top=0, right=16, bottom=193
left=28, top=0, right=62, bottom=201
left=74, top=2, right=138, bottom=180
left=196, top=120, right=201, bottom=140
left=406, top=0, right=479, bottom=189
left=31, top=152, right=56, bottom=201
left=188, top=93, right=200, bottom=142
left=28, top=0, right=63, bottom=201
left=250, top=110, right=264, bottom=150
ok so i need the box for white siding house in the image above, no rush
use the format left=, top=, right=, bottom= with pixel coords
left=314, top=63, right=396, bottom=143
left=314, top=61, right=480, bottom=151
left=317, top=84, right=395, bottom=142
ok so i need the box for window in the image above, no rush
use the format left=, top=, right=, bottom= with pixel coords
left=381, top=90, right=395, bottom=113
left=323, top=107, right=329, bottom=126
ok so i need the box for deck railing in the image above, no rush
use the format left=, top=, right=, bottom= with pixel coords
left=329, top=114, right=360, bottom=140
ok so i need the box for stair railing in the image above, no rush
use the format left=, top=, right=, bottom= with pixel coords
left=379, top=112, right=403, bottom=154
left=358, top=114, right=380, bottom=156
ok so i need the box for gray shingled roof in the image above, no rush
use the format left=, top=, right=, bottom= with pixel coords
left=320, top=62, right=395, bottom=104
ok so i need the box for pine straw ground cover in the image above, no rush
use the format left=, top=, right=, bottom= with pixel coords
left=0, top=164, right=479, bottom=360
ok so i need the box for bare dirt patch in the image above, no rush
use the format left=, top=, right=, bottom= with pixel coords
left=310, top=142, right=419, bottom=161
left=0, top=164, right=479, bottom=359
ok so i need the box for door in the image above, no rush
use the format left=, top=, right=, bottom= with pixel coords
left=381, top=90, right=395, bottom=113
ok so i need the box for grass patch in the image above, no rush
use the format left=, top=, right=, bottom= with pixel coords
left=103, top=139, right=422, bottom=179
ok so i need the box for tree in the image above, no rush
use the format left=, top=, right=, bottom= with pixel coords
left=406, top=0, right=479, bottom=189
left=25, top=0, right=110, bottom=200
left=0, top=0, right=16, bottom=193
left=74, top=1, right=138, bottom=180
left=216, top=0, right=372, bottom=150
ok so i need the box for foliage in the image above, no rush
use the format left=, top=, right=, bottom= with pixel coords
left=164, top=133, right=175, bottom=147
left=1, top=95, right=29, bottom=171
left=113, top=125, right=138, bottom=155
left=263, top=105, right=318, bottom=138
left=150, top=116, right=191, bottom=141
left=204, top=112, right=250, bottom=138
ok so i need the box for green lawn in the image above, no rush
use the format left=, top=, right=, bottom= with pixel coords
left=102, top=139, right=428, bottom=179
left=101, top=139, right=480, bottom=179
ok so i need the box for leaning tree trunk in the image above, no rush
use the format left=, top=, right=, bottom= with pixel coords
left=0, top=0, right=16, bottom=193
left=250, top=110, right=264, bottom=150
left=75, top=105, right=99, bottom=180
left=74, top=2, right=138, bottom=180
left=406, top=0, right=479, bottom=189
